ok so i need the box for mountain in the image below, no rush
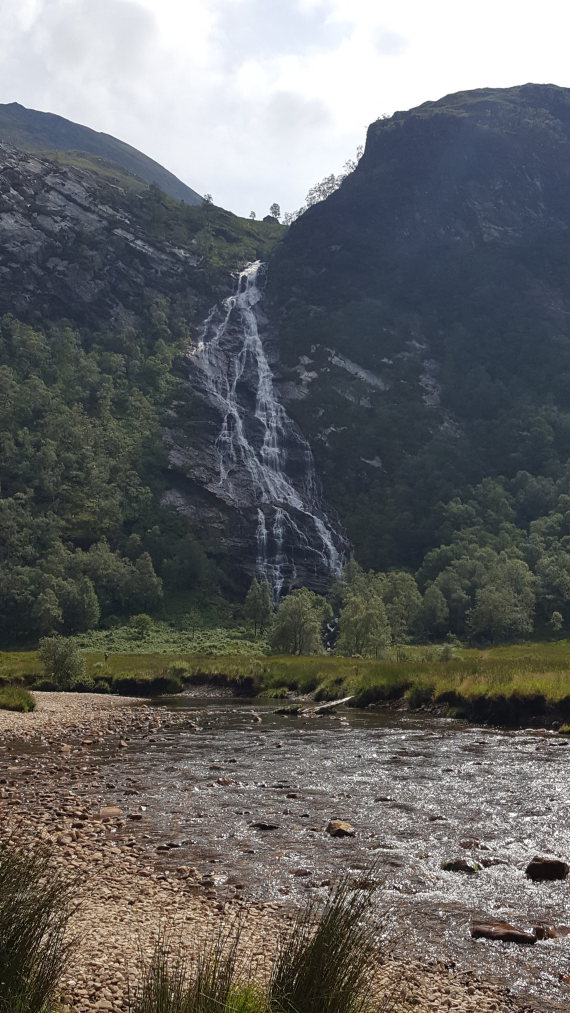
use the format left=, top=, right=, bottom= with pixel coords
left=267, top=84, right=570, bottom=575
left=0, top=138, right=282, bottom=643
left=6, top=84, right=570, bottom=645
left=0, top=102, right=203, bottom=205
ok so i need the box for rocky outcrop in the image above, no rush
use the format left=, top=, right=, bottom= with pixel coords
left=0, top=143, right=199, bottom=328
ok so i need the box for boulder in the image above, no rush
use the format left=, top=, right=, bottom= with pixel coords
left=471, top=921, right=537, bottom=945
left=441, top=858, right=479, bottom=874
left=525, top=857, right=569, bottom=881
left=98, top=806, right=123, bottom=819
left=250, top=821, right=279, bottom=831
left=326, top=819, right=355, bottom=837
left=533, top=924, right=570, bottom=939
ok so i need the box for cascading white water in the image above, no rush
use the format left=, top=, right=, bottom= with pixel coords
left=192, top=261, right=343, bottom=596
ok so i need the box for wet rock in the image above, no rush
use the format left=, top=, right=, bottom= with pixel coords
left=290, top=868, right=312, bottom=876
left=525, top=856, right=569, bottom=881
left=250, top=821, right=279, bottom=831
left=480, top=857, right=509, bottom=868
left=441, top=858, right=479, bottom=874
left=326, top=819, right=355, bottom=837
left=127, top=813, right=143, bottom=821
left=471, top=921, right=537, bottom=945
left=286, top=792, right=303, bottom=799
left=216, top=777, right=234, bottom=786
left=533, top=924, right=570, bottom=939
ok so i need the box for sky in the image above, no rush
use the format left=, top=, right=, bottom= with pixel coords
left=1, top=0, right=570, bottom=217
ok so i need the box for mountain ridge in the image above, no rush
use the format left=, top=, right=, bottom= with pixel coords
left=0, top=101, right=203, bottom=206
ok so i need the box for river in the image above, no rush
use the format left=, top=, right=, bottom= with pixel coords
left=102, top=696, right=570, bottom=1008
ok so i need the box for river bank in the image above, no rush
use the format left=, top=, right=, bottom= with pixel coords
left=0, top=692, right=550, bottom=1013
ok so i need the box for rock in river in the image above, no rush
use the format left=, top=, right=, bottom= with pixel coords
left=471, top=921, right=537, bottom=945
left=326, top=819, right=355, bottom=837
left=525, top=856, right=569, bottom=881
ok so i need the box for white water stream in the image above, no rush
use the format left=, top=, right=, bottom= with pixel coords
left=193, top=261, right=343, bottom=596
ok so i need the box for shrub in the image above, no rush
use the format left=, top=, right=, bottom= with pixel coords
left=0, top=842, right=75, bottom=1013
left=38, top=636, right=85, bottom=690
left=268, top=876, right=381, bottom=1013
left=0, top=685, right=36, bottom=712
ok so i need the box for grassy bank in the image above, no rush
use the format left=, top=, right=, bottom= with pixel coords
left=3, top=640, right=570, bottom=724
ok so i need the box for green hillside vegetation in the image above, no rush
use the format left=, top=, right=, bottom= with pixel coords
left=0, top=166, right=282, bottom=647
left=0, top=102, right=203, bottom=204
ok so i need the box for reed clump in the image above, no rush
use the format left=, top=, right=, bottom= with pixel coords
left=0, top=843, right=75, bottom=1013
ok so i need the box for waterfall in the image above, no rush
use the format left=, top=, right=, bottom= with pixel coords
left=191, top=261, right=344, bottom=596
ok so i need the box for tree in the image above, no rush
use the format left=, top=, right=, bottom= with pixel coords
left=129, top=613, right=153, bottom=639
left=203, top=193, right=213, bottom=204
left=38, top=636, right=85, bottom=689
left=381, top=571, right=423, bottom=643
left=249, top=211, right=256, bottom=220
left=550, top=610, right=563, bottom=632
left=422, top=585, right=449, bottom=639
left=467, top=558, right=535, bottom=643
left=336, top=591, right=391, bottom=657
left=269, top=203, right=281, bottom=221
left=269, top=587, right=331, bottom=655
left=243, top=578, right=273, bottom=636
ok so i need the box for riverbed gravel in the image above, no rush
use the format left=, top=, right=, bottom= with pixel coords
left=0, top=692, right=558, bottom=1013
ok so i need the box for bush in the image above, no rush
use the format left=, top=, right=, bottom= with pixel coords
left=268, top=876, right=381, bottom=1013
left=0, top=842, right=75, bottom=1013
left=38, top=636, right=85, bottom=690
left=112, top=672, right=184, bottom=697
left=0, top=685, right=36, bottom=712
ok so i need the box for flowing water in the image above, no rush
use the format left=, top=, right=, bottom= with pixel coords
left=102, top=699, right=570, bottom=1010
left=191, top=262, right=343, bottom=596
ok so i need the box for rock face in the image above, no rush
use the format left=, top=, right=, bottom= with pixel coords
left=165, top=262, right=346, bottom=593
left=267, top=84, right=570, bottom=572
left=0, top=143, right=199, bottom=328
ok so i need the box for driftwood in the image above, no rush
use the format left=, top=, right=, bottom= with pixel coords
left=274, top=696, right=354, bottom=717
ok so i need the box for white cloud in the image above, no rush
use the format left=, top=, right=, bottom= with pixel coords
left=0, top=0, right=570, bottom=216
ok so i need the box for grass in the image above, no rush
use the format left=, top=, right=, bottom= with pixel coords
left=0, top=843, right=75, bottom=1013
left=0, top=685, right=36, bottom=712
left=130, top=877, right=387, bottom=1013
left=4, top=635, right=570, bottom=724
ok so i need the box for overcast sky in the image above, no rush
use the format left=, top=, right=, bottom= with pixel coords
left=1, top=0, right=569, bottom=217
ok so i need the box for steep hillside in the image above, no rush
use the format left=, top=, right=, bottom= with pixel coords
left=267, top=84, right=570, bottom=574
left=0, top=102, right=203, bottom=205
left=0, top=141, right=282, bottom=643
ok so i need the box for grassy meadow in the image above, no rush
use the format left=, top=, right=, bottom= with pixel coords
left=2, top=626, right=570, bottom=724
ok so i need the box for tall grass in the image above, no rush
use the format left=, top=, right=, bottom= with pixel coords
left=0, top=685, right=36, bottom=712
left=130, top=923, right=264, bottom=1013
left=0, top=843, right=75, bottom=1013
left=130, top=877, right=390, bottom=1013
left=268, top=877, right=381, bottom=1013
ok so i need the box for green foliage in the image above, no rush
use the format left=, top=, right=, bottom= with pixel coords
left=38, top=635, right=85, bottom=690
left=268, top=876, right=379, bottom=1013
left=130, top=613, right=154, bottom=640
left=337, top=591, right=390, bottom=657
left=270, top=588, right=332, bottom=655
left=0, top=842, right=74, bottom=1013
left=243, top=579, right=273, bottom=636
left=0, top=685, right=36, bottom=712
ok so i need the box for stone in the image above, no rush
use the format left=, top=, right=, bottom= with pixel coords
left=99, top=806, right=123, bottom=819
left=525, top=856, right=569, bottom=881
left=326, top=819, right=355, bottom=837
left=471, top=921, right=537, bottom=945
left=441, top=858, right=478, bottom=874
left=250, top=821, right=279, bottom=831
left=533, top=924, right=570, bottom=939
